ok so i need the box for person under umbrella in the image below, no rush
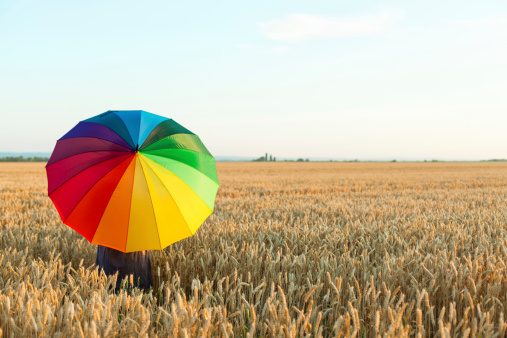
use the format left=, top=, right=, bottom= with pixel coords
left=46, top=110, right=219, bottom=292
left=96, top=245, right=153, bottom=292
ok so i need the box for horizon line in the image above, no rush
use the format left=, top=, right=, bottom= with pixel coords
left=0, top=152, right=505, bottom=162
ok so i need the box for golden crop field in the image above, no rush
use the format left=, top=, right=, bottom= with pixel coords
left=0, top=162, right=506, bottom=337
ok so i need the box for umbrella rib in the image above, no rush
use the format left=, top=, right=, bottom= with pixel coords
left=61, top=154, right=134, bottom=223
left=141, top=156, right=201, bottom=236
left=47, top=151, right=132, bottom=195
left=138, top=156, right=163, bottom=250
left=141, top=151, right=219, bottom=184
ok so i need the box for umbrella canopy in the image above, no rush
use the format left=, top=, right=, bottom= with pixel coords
left=46, top=110, right=219, bottom=252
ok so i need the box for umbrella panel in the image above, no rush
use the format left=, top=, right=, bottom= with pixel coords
left=125, top=156, right=160, bottom=251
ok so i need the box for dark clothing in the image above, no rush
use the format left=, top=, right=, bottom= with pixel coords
left=96, top=245, right=153, bottom=292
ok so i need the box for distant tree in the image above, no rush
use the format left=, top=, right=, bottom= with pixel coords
left=269, top=155, right=273, bottom=161
left=252, top=156, right=265, bottom=162
left=273, top=157, right=276, bottom=162
left=297, top=158, right=304, bottom=162
left=391, top=159, right=397, bottom=162
left=265, top=153, right=268, bottom=161
left=305, top=159, right=310, bottom=162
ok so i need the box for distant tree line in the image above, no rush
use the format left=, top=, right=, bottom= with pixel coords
left=252, top=154, right=315, bottom=162
left=253, top=153, right=277, bottom=162
left=0, top=156, right=49, bottom=162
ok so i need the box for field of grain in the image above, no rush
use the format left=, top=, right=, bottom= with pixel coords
left=0, top=162, right=506, bottom=337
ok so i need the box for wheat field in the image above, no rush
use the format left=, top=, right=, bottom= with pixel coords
left=0, top=162, right=506, bottom=337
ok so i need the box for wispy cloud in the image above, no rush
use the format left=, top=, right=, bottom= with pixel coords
left=259, top=11, right=397, bottom=42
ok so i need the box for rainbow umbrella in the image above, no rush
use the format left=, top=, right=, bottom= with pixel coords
left=46, top=110, right=219, bottom=252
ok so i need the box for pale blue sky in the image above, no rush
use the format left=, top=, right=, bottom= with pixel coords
left=1, top=0, right=506, bottom=160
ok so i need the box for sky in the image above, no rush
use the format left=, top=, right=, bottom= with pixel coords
left=0, top=0, right=506, bottom=160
